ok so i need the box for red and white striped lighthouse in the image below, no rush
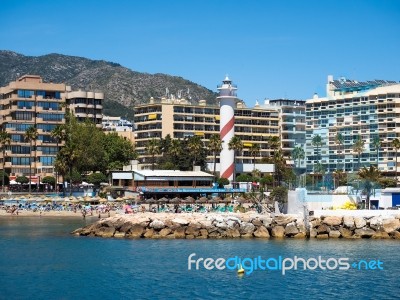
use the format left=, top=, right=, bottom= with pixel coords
left=218, top=76, right=237, bottom=181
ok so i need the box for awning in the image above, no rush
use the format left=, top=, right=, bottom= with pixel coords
left=112, top=172, right=133, bottom=180
left=148, top=114, right=157, bottom=120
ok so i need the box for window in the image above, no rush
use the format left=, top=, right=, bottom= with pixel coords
left=39, top=156, right=55, bottom=166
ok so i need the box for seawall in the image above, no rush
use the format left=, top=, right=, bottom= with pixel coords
left=71, top=212, right=400, bottom=239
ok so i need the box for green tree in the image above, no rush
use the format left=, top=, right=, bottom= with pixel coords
left=358, top=166, right=381, bottom=209
left=292, top=146, right=305, bottom=169
left=187, top=135, right=204, bottom=167
left=42, top=176, right=56, bottom=189
left=391, top=138, right=400, bottom=181
left=335, top=132, right=344, bottom=171
left=86, top=172, right=107, bottom=193
left=208, top=133, right=223, bottom=177
left=24, top=126, right=38, bottom=194
left=268, top=136, right=281, bottom=152
left=352, top=136, right=365, bottom=172
left=228, top=135, right=243, bottom=183
left=145, top=138, right=161, bottom=171
left=103, top=133, right=137, bottom=171
left=312, top=134, right=323, bottom=160
left=0, top=170, right=9, bottom=187
left=236, top=173, right=253, bottom=182
left=249, top=143, right=261, bottom=170
left=0, top=131, right=11, bottom=192
left=16, top=175, right=29, bottom=184
left=217, top=177, right=229, bottom=188
left=51, top=125, right=66, bottom=191
left=372, top=136, right=381, bottom=168
left=270, top=186, right=288, bottom=213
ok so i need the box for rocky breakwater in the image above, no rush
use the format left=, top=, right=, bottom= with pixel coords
left=310, top=215, right=400, bottom=239
left=71, top=213, right=400, bottom=239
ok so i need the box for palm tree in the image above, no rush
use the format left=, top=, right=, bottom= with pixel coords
left=228, top=135, right=243, bottom=183
left=208, top=134, right=223, bottom=176
left=292, top=146, right=305, bottom=169
left=372, top=136, right=381, bottom=168
left=168, top=139, right=183, bottom=162
left=358, top=166, right=381, bottom=209
left=391, top=138, right=400, bottom=181
left=312, top=134, right=323, bottom=160
left=268, top=136, right=281, bottom=154
left=51, top=125, right=65, bottom=192
left=187, top=135, right=204, bottom=167
left=0, top=131, right=11, bottom=192
left=249, top=143, right=261, bottom=170
left=145, top=138, right=161, bottom=171
left=311, top=134, right=323, bottom=185
left=24, top=126, right=38, bottom=194
left=352, top=136, right=365, bottom=172
left=335, top=132, right=344, bottom=171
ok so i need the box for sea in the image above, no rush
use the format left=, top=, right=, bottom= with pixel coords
left=0, top=217, right=399, bottom=300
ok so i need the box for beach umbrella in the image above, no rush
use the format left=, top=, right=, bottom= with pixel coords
left=145, top=198, right=155, bottom=204
left=115, top=196, right=124, bottom=202
left=71, top=199, right=80, bottom=203
left=99, top=198, right=108, bottom=203
left=169, top=197, right=182, bottom=204
left=158, top=197, right=169, bottom=203
left=196, top=197, right=208, bottom=204
left=222, top=197, right=233, bottom=203
left=208, top=198, right=219, bottom=204
left=236, top=196, right=247, bottom=203
left=84, top=196, right=92, bottom=202
left=185, top=196, right=195, bottom=202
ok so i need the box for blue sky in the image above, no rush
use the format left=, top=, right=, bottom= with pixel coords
left=1, top=0, right=399, bottom=105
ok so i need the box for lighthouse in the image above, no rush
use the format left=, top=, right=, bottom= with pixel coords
left=218, top=76, right=237, bottom=182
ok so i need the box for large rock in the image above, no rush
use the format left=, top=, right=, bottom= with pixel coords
left=128, top=224, right=145, bottom=238
left=119, top=221, right=133, bottom=233
left=329, top=230, right=341, bottom=238
left=150, top=219, right=165, bottom=230
left=252, top=218, right=263, bottom=226
left=293, top=232, right=306, bottom=239
left=185, top=226, right=200, bottom=237
left=259, top=216, right=273, bottom=227
left=285, top=222, right=299, bottom=236
left=172, top=218, right=190, bottom=226
left=199, top=229, right=209, bottom=238
left=322, top=216, right=342, bottom=226
left=368, top=217, right=382, bottom=231
left=354, top=228, right=376, bottom=238
left=382, top=218, right=400, bottom=233
left=343, top=216, right=354, bottom=228
left=95, top=226, right=115, bottom=238
left=240, top=222, right=255, bottom=235
left=309, top=228, right=317, bottom=238
left=159, top=228, right=172, bottom=237
left=174, top=227, right=186, bottom=239
left=339, top=227, right=353, bottom=238
left=354, top=217, right=366, bottom=229
left=215, top=222, right=228, bottom=230
left=253, top=226, right=270, bottom=238
left=199, top=220, right=213, bottom=230
left=271, top=226, right=285, bottom=238
left=144, top=228, right=155, bottom=238
left=114, top=231, right=125, bottom=238
left=310, top=218, right=321, bottom=228
left=317, top=224, right=330, bottom=234
left=316, top=234, right=329, bottom=239
left=226, top=228, right=241, bottom=238
left=371, top=231, right=390, bottom=239
left=390, top=231, right=400, bottom=239
left=275, top=215, right=296, bottom=226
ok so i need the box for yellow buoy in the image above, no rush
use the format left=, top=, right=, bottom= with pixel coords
left=237, top=264, right=245, bottom=274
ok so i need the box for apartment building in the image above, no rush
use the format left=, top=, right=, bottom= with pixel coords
left=0, top=75, right=103, bottom=181
left=134, top=96, right=280, bottom=170
left=305, top=75, right=400, bottom=176
left=260, top=99, right=306, bottom=167
left=66, top=90, right=103, bottom=128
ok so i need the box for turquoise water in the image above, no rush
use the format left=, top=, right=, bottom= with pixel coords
left=0, top=217, right=399, bottom=300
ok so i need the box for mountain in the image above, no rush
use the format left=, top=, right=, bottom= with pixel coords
left=0, top=50, right=218, bottom=119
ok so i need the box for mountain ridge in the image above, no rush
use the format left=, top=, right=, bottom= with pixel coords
left=0, top=50, right=218, bottom=119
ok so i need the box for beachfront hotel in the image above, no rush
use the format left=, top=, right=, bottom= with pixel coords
left=134, top=78, right=305, bottom=174
left=0, top=75, right=103, bottom=183
left=305, top=75, right=400, bottom=176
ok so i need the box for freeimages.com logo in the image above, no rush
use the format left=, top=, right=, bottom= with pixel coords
left=188, top=253, right=384, bottom=275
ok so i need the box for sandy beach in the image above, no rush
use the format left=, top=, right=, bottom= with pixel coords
left=0, top=210, right=117, bottom=218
